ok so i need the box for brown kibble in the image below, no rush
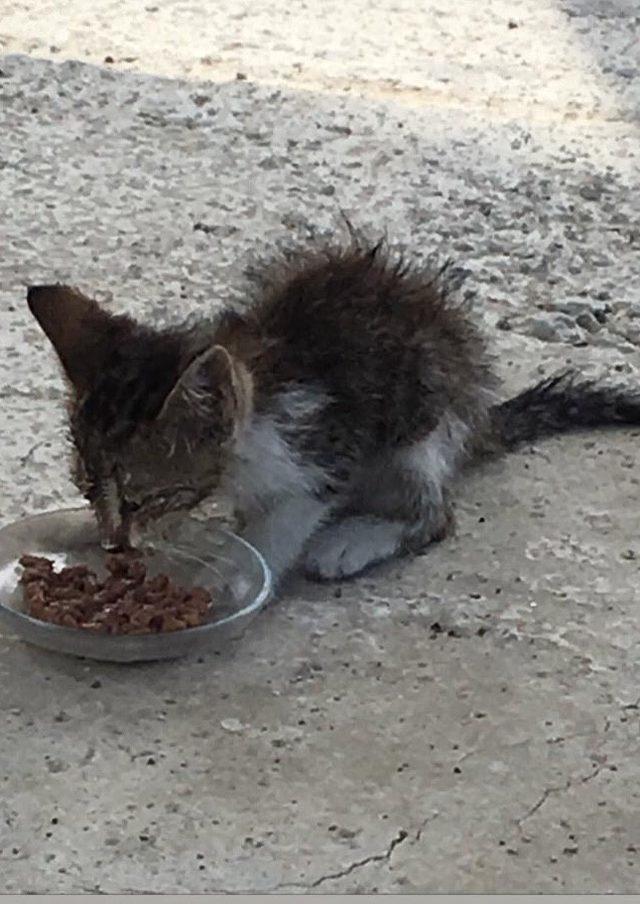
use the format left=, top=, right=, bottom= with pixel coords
left=162, top=615, right=187, bottom=632
left=126, top=560, right=147, bottom=584
left=19, top=554, right=54, bottom=573
left=146, top=574, right=170, bottom=593
left=59, top=564, right=92, bottom=581
left=19, top=552, right=213, bottom=635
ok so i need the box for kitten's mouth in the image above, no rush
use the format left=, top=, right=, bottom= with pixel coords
left=100, top=518, right=135, bottom=552
left=101, top=541, right=131, bottom=552
left=97, top=487, right=207, bottom=550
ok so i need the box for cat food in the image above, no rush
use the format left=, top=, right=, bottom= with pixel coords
left=18, top=553, right=213, bottom=634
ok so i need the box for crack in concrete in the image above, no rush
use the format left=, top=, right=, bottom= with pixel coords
left=184, top=832, right=411, bottom=895
left=19, top=440, right=45, bottom=466
left=272, top=815, right=439, bottom=892
left=80, top=812, right=437, bottom=894
left=303, top=828, right=409, bottom=889
left=414, top=811, right=439, bottom=843
left=517, top=784, right=563, bottom=825
left=516, top=764, right=603, bottom=831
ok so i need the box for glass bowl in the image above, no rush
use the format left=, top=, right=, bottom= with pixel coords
left=0, top=508, right=272, bottom=662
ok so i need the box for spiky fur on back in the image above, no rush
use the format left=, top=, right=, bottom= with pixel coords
left=219, top=243, right=499, bottom=486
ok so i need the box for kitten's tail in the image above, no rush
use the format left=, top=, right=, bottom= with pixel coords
left=487, top=369, right=640, bottom=453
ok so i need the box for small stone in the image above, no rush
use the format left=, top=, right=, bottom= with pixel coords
left=220, top=718, right=244, bottom=733
left=258, top=156, right=279, bottom=170
left=575, top=311, right=601, bottom=334
left=579, top=180, right=603, bottom=202
left=104, top=56, right=114, bottom=64
left=523, top=317, right=558, bottom=342
left=521, top=313, right=581, bottom=344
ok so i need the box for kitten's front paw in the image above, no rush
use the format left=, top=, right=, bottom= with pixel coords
left=305, top=536, right=365, bottom=581
left=304, top=517, right=403, bottom=581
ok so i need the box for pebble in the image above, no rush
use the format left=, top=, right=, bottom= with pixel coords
left=220, top=718, right=244, bottom=733
left=579, top=180, right=604, bottom=202
left=575, top=311, right=601, bottom=334
left=520, top=314, right=582, bottom=344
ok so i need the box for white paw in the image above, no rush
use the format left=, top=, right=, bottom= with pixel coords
left=305, top=517, right=404, bottom=581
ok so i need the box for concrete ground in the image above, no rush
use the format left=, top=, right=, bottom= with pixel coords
left=1, top=0, right=640, bottom=893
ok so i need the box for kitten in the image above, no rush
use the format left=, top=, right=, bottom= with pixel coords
left=26, top=237, right=640, bottom=583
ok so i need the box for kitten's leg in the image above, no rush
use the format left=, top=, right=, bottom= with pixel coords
left=304, top=415, right=464, bottom=580
left=241, top=493, right=331, bottom=583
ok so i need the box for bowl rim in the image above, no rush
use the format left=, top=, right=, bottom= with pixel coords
left=0, top=507, right=273, bottom=645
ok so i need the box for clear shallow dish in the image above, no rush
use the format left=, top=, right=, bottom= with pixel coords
left=0, top=508, right=272, bottom=662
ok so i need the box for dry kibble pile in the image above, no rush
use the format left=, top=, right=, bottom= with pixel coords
left=18, top=553, right=213, bottom=634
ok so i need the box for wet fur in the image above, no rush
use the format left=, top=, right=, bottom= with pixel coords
left=26, top=238, right=640, bottom=582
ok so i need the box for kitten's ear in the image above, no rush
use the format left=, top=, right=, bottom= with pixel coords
left=158, top=345, right=253, bottom=437
left=27, top=284, right=125, bottom=394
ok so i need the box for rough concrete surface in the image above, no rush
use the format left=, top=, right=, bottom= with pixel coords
left=1, top=0, right=640, bottom=893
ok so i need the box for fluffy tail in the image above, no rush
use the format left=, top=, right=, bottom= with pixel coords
left=489, top=370, right=640, bottom=451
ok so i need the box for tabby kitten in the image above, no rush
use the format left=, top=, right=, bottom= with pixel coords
left=26, top=238, right=640, bottom=582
